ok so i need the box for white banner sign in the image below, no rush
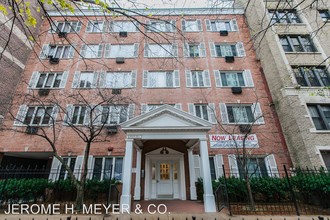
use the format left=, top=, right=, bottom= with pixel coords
left=209, top=134, right=259, bottom=148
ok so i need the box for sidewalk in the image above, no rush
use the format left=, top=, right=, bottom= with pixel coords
left=0, top=213, right=329, bottom=220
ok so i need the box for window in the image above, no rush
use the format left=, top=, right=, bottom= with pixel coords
left=188, top=103, right=216, bottom=123
left=140, top=104, right=180, bottom=114
left=79, top=72, right=94, bottom=88
left=182, top=19, right=202, bottom=32
left=100, top=71, right=136, bottom=88
left=104, top=44, right=139, bottom=58
left=51, top=21, right=82, bottom=33
left=36, top=72, right=63, bottom=88
left=23, top=106, right=54, bottom=125
left=216, top=44, right=237, bottom=57
left=209, top=157, right=217, bottom=180
left=268, top=10, right=301, bottom=24
left=219, top=103, right=264, bottom=124
left=185, top=70, right=211, bottom=87
left=109, top=21, right=138, bottom=32
left=320, top=151, right=330, bottom=170
left=143, top=70, right=180, bottom=88
left=40, top=44, right=74, bottom=59
left=183, top=43, right=206, bottom=57
left=59, top=157, right=77, bottom=180
left=92, top=157, right=123, bottom=181
left=72, top=71, right=98, bottom=88
left=206, top=19, right=238, bottom=31
left=214, top=70, right=253, bottom=88
left=71, top=106, right=87, bottom=125
left=209, top=42, right=245, bottom=57
left=292, top=67, right=330, bottom=87
left=101, top=105, right=130, bottom=124
left=81, top=44, right=103, bottom=58
left=229, top=154, right=278, bottom=178
left=86, top=21, right=104, bottom=33
left=308, top=104, right=330, bottom=130
left=227, top=105, right=254, bottom=123
left=29, top=71, right=68, bottom=89
left=144, top=44, right=178, bottom=58
left=238, top=157, right=268, bottom=178
left=279, top=35, right=316, bottom=52
left=147, top=20, right=176, bottom=32
left=319, top=10, right=330, bottom=22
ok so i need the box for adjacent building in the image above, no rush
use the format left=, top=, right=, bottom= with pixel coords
left=0, top=1, right=43, bottom=126
left=0, top=3, right=292, bottom=212
left=237, top=0, right=330, bottom=169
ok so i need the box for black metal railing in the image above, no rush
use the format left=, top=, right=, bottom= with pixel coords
left=0, top=166, right=121, bottom=212
left=213, top=165, right=330, bottom=215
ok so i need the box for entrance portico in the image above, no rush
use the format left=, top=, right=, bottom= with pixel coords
left=120, top=105, right=216, bottom=212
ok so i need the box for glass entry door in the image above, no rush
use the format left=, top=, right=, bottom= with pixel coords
left=157, top=161, right=173, bottom=197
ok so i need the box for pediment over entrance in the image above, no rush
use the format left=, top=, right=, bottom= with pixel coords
left=121, top=105, right=212, bottom=131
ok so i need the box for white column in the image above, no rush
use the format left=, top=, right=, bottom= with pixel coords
left=120, top=139, right=134, bottom=212
left=199, top=138, right=216, bottom=212
left=134, top=148, right=142, bottom=200
left=188, top=148, right=197, bottom=200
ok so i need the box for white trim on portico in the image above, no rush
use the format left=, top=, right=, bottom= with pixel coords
left=120, top=105, right=216, bottom=213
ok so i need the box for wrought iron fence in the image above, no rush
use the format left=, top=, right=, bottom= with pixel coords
left=214, top=165, right=330, bottom=215
left=0, top=166, right=120, bottom=212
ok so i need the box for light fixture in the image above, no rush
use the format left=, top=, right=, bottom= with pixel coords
left=160, top=146, right=169, bottom=154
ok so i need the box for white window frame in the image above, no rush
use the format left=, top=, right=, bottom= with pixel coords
left=72, top=71, right=99, bottom=89
left=182, top=19, right=202, bottom=32
left=69, top=106, right=88, bottom=125
left=209, top=42, right=245, bottom=57
left=91, top=157, right=124, bottom=181
left=185, top=70, right=210, bottom=87
left=147, top=20, right=176, bottom=32
left=29, top=71, right=68, bottom=89
left=109, top=21, right=138, bottom=32
left=205, top=19, right=238, bottom=32
left=214, top=70, right=254, bottom=87
left=101, top=105, right=130, bottom=125
left=144, top=43, right=178, bottom=58
left=79, top=72, right=94, bottom=88
left=86, top=20, right=105, bottom=33
left=219, top=103, right=264, bottom=125
left=16, top=105, right=58, bottom=126
left=99, top=71, right=136, bottom=88
left=40, top=44, right=75, bottom=59
left=50, top=21, right=82, bottom=33
left=80, top=44, right=103, bottom=59
left=184, top=42, right=206, bottom=58
left=143, top=70, right=180, bottom=88
left=104, top=44, right=139, bottom=58
left=188, top=103, right=216, bottom=123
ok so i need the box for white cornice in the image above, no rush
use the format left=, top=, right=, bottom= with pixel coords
left=47, top=7, right=244, bottom=17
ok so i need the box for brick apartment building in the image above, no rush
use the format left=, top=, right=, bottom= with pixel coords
left=0, top=3, right=292, bottom=212
left=236, top=0, right=330, bottom=169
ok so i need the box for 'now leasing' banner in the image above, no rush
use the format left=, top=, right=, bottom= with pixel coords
left=209, top=134, right=259, bottom=148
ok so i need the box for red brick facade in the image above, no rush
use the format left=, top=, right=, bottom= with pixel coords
left=0, top=10, right=292, bottom=202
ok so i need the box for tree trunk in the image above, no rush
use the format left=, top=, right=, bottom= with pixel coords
left=75, top=183, right=84, bottom=211
left=245, top=177, right=255, bottom=210
left=75, top=141, right=92, bottom=210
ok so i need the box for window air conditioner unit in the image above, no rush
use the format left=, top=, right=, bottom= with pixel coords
left=26, top=126, right=39, bottom=134
left=58, top=31, right=68, bottom=38
left=49, top=56, right=60, bottom=64
left=239, top=124, right=251, bottom=133
left=106, top=125, right=118, bottom=134
left=38, top=89, right=50, bottom=96
left=112, top=89, right=122, bottom=94
left=119, top=31, right=128, bottom=37
left=231, top=87, right=242, bottom=94
left=220, top=30, right=228, bottom=36
left=116, top=57, right=125, bottom=64
left=225, top=56, right=235, bottom=63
